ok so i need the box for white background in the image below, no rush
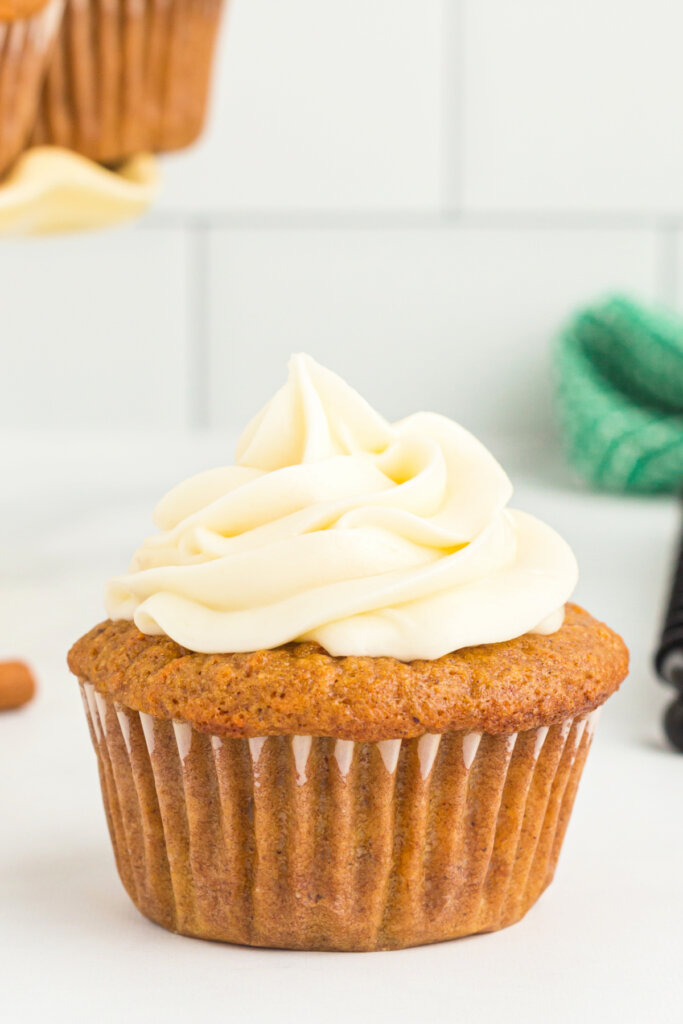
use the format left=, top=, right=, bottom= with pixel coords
left=3, top=0, right=683, bottom=436
left=2, top=1, right=683, bottom=1021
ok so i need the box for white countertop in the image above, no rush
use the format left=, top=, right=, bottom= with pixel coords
left=2, top=432, right=682, bottom=1024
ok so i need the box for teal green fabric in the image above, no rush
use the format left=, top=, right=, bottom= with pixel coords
left=554, top=296, right=683, bottom=493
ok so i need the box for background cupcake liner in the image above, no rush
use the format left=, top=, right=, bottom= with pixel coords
left=79, top=683, right=600, bottom=952
left=32, top=0, right=224, bottom=164
left=0, top=0, right=63, bottom=176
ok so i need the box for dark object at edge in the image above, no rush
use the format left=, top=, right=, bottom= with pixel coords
left=655, top=508, right=683, bottom=751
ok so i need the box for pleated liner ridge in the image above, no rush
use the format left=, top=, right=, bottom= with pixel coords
left=80, top=682, right=600, bottom=952
left=0, top=0, right=63, bottom=175
left=32, top=0, right=224, bottom=163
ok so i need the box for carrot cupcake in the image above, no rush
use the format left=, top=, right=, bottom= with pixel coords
left=32, top=0, right=226, bottom=163
left=0, top=0, right=63, bottom=176
left=68, top=354, right=628, bottom=951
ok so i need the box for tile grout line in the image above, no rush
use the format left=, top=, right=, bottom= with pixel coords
left=185, top=223, right=211, bottom=429
left=142, top=210, right=683, bottom=232
left=440, top=0, right=464, bottom=215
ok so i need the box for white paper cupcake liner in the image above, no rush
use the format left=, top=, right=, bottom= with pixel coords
left=0, top=0, right=63, bottom=175
left=32, top=0, right=225, bottom=163
left=79, top=682, right=600, bottom=951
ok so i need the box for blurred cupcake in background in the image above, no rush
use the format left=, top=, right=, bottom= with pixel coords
left=32, top=0, right=227, bottom=164
left=0, top=0, right=63, bottom=175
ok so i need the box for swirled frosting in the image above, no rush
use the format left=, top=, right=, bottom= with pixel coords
left=106, top=355, right=578, bottom=660
left=0, top=148, right=158, bottom=237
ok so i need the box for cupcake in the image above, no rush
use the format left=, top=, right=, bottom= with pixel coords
left=31, top=0, right=226, bottom=163
left=68, top=354, right=628, bottom=951
left=0, top=0, right=63, bottom=176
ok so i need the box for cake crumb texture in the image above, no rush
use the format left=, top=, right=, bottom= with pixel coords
left=69, top=604, right=628, bottom=740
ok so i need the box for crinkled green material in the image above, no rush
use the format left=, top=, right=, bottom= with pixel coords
left=554, top=296, right=683, bottom=493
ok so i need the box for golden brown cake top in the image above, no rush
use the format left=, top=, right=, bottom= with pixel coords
left=68, top=603, right=628, bottom=741
left=0, top=0, right=54, bottom=20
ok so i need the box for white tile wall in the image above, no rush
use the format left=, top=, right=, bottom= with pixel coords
left=207, top=227, right=658, bottom=439
left=461, top=0, right=683, bottom=213
left=159, top=0, right=444, bottom=213
left=0, top=230, right=191, bottom=430
left=3, top=0, right=683, bottom=434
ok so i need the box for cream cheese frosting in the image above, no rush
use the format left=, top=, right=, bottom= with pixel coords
left=106, top=354, right=578, bottom=660
left=0, top=148, right=158, bottom=236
